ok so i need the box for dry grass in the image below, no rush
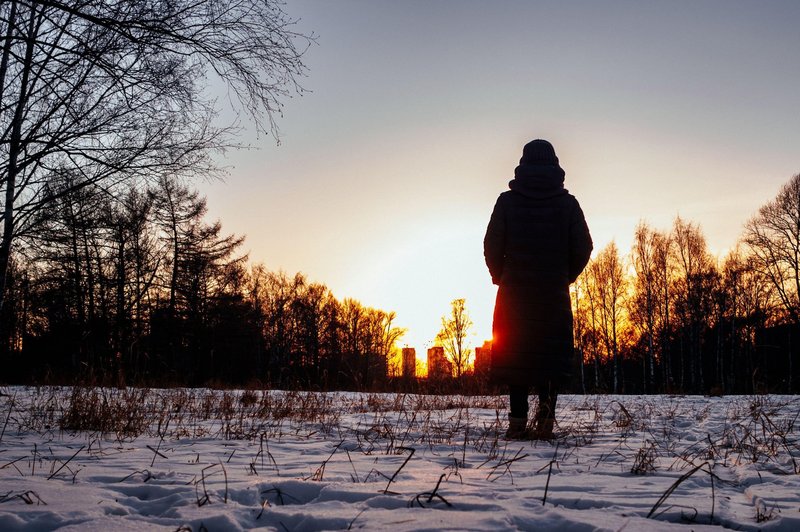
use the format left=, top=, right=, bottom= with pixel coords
left=2, top=387, right=798, bottom=526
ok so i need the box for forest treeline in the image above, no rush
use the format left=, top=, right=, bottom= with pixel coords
left=2, top=176, right=405, bottom=388
left=572, top=174, right=800, bottom=395
left=4, top=173, right=800, bottom=394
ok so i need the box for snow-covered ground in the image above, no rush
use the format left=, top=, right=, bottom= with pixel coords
left=0, top=387, right=798, bottom=531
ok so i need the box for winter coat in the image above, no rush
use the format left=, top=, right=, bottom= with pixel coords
left=484, top=157, right=592, bottom=388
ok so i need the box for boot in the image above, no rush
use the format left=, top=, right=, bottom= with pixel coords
left=505, top=415, right=530, bottom=440
left=532, top=416, right=555, bottom=441
left=532, top=390, right=557, bottom=441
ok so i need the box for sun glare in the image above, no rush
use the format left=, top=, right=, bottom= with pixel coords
left=340, top=217, right=496, bottom=353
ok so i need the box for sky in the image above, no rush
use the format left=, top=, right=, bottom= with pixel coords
left=199, top=0, right=800, bottom=351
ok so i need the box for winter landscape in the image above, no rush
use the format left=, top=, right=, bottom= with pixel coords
left=1, top=387, right=799, bottom=531
left=3, top=4, right=800, bottom=531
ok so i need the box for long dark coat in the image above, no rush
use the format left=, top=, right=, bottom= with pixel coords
left=484, top=163, right=592, bottom=388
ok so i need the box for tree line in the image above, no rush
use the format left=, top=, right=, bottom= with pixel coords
left=6, top=172, right=800, bottom=393
left=2, top=175, right=406, bottom=388
left=572, top=173, right=800, bottom=394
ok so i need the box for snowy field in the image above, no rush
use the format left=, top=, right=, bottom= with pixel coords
left=0, top=387, right=799, bottom=531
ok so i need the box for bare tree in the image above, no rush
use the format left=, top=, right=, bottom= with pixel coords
left=744, top=173, right=800, bottom=323
left=651, top=229, right=674, bottom=389
left=102, top=187, right=159, bottom=368
left=337, top=298, right=399, bottom=388
left=374, top=310, right=405, bottom=378
left=587, top=242, right=626, bottom=392
left=150, top=175, right=208, bottom=317
left=574, top=267, right=603, bottom=390
left=741, top=174, right=800, bottom=391
left=0, top=0, right=311, bottom=312
left=291, top=279, right=329, bottom=378
left=629, top=222, right=672, bottom=392
left=717, top=247, right=774, bottom=392
left=571, top=270, right=592, bottom=392
left=436, top=298, right=473, bottom=378
left=259, top=270, right=305, bottom=381
left=630, top=222, right=658, bottom=391
left=671, top=216, right=715, bottom=392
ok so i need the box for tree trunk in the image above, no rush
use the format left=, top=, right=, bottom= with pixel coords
left=0, top=2, right=36, bottom=313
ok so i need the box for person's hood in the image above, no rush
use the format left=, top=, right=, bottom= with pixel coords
left=508, top=163, right=568, bottom=199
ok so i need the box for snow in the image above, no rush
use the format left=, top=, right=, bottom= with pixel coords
left=1, top=388, right=799, bottom=531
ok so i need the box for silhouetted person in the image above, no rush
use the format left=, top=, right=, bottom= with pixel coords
left=484, top=139, right=592, bottom=440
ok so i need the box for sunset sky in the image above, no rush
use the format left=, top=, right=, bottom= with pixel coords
left=200, top=1, right=800, bottom=351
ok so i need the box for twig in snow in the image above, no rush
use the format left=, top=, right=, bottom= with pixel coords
left=31, top=443, right=38, bottom=477
left=647, top=462, right=706, bottom=519
left=710, top=466, right=715, bottom=523
left=461, top=423, right=468, bottom=466
left=0, top=393, right=14, bottom=444
left=1, top=457, right=24, bottom=475
left=540, top=461, right=557, bottom=505
left=408, top=473, right=453, bottom=508
left=118, top=469, right=152, bottom=483
left=150, top=414, right=172, bottom=467
left=196, top=476, right=210, bottom=507
left=251, top=434, right=279, bottom=476
left=146, top=445, right=168, bottom=463
left=47, top=445, right=84, bottom=481
left=381, top=446, right=415, bottom=494
left=539, top=443, right=561, bottom=506
left=347, top=508, right=368, bottom=530
left=487, top=448, right=528, bottom=483
left=258, top=486, right=302, bottom=518
left=345, top=449, right=359, bottom=482
left=194, top=463, right=227, bottom=506
left=310, top=440, right=344, bottom=481
left=0, top=490, right=47, bottom=505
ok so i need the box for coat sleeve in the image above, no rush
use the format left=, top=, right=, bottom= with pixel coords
left=568, top=199, right=593, bottom=283
left=483, top=196, right=506, bottom=285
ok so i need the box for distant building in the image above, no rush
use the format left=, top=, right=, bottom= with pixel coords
left=402, top=348, right=416, bottom=379
left=427, top=346, right=452, bottom=379
left=474, top=340, right=492, bottom=375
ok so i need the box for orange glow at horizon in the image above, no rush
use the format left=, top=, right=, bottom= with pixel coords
left=415, top=355, right=428, bottom=378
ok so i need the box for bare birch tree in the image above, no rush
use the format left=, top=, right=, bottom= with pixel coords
left=629, top=222, right=672, bottom=392
left=587, top=242, right=626, bottom=392
left=671, top=216, right=715, bottom=392
left=436, top=298, right=473, bottom=378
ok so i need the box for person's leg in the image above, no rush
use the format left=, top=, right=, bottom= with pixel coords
left=509, top=385, right=529, bottom=419
left=534, top=383, right=557, bottom=439
left=506, top=384, right=529, bottom=438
